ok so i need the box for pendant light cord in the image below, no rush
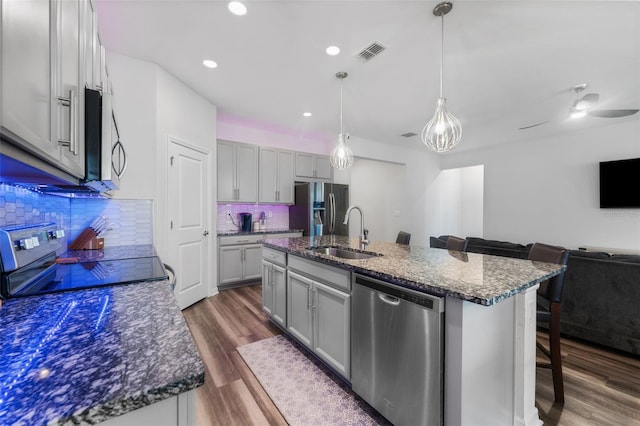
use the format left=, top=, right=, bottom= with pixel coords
left=340, top=78, right=344, bottom=134
left=440, top=13, right=444, bottom=98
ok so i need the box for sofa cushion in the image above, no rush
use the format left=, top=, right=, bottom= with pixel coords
left=465, top=237, right=530, bottom=259
left=610, top=254, right=640, bottom=264
left=429, top=236, right=447, bottom=249
left=569, top=250, right=611, bottom=260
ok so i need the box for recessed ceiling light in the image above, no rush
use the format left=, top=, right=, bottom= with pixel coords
left=303, top=112, right=312, bottom=117
left=228, top=1, right=247, bottom=16
left=326, top=46, right=340, bottom=56
left=202, top=59, right=218, bottom=69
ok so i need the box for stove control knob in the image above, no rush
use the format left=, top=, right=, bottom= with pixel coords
left=20, top=238, right=35, bottom=250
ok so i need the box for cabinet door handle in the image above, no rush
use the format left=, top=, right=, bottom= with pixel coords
left=70, top=89, right=77, bottom=154
left=307, top=286, right=311, bottom=310
left=112, top=140, right=128, bottom=178
left=311, top=288, right=318, bottom=309
left=57, top=89, right=76, bottom=151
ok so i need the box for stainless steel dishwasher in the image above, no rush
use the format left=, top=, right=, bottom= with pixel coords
left=352, top=274, right=445, bottom=426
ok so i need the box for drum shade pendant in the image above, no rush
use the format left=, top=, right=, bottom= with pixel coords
left=330, top=72, right=354, bottom=170
left=422, top=2, right=462, bottom=153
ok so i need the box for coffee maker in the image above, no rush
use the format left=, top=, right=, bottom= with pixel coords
left=238, top=212, right=252, bottom=232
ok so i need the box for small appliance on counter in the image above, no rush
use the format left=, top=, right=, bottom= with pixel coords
left=239, top=212, right=252, bottom=232
left=0, top=223, right=168, bottom=298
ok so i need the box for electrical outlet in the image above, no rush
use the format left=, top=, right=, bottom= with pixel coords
left=226, top=211, right=232, bottom=223
left=268, top=211, right=273, bottom=218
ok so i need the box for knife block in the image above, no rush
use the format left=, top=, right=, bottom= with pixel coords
left=82, top=237, right=104, bottom=250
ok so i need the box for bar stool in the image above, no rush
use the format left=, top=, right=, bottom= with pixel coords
left=445, top=235, right=468, bottom=252
left=528, top=242, right=570, bottom=403
left=396, top=231, right=411, bottom=245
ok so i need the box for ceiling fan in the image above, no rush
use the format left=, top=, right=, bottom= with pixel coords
left=518, top=83, right=640, bottom=130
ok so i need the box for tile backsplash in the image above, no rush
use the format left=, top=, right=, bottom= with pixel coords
left=217, top=203, right=289, bottom=232
left=70, top=198, right=153, bottom=246
left=0, top=183, right=69, bottom=228
left=0, top=183, right=153, bottom=249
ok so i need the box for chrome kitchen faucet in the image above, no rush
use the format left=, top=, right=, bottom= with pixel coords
left=343, top=206, right=369, bottom=248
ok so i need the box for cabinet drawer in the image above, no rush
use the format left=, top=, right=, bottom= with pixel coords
left=263, top=247, right=286, bottom=267
left=288, top=255, right=351, bottom=292
left=267, top=232, right=303, bottom=239
left=219, top=234, right=263, bottom=246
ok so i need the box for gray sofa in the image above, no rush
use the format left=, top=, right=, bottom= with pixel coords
left=430, top=235, right=640, bottom=356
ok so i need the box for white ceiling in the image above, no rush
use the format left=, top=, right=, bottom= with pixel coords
left=95, top=0, right=640, bottom=154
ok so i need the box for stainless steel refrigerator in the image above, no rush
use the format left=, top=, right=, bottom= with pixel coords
left=289, top=182, right=349, bottom=237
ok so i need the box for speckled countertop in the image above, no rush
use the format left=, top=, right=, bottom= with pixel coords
left=262, top=236, right=565, bottom=306
left=0, top=280, right=204, bottom=425
left=217, top=228, right=304, bottom=237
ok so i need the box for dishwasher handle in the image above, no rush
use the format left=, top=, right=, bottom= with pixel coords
left=354, top=274, right=444, bottom=313
left=378, top=293, right=400, bottom=306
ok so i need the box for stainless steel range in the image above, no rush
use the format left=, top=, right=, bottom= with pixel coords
left=0, top=223, right=168, bottom=298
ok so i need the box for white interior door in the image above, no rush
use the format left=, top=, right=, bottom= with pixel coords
left=168, top=138, right=210, bottom=309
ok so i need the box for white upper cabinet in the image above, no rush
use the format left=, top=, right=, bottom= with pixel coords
left=217, top=140, right=258, bottom=203
left=295, top=152, right=332, bottom=181
left=259, top=147, right=294, bottom=204
left=1, top=0, right=101, bottom=179
left=56, top=0, right=85, bottom=176
left=1, top=0, right=58, bottom=160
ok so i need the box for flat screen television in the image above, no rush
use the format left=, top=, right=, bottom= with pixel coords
left=599, top=157, right=640, bottom=208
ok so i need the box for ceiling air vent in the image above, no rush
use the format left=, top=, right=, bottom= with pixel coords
left=401, top=132, right=418, bottom=138
left=356, top=41, right=386, bottom=62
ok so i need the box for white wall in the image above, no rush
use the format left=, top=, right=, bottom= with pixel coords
left=107, top=52, right=218, bottom=292
left=442, top=119, right=640, bottom=251
left=108, top=54, right=157, bottom=200
left=460, top=165, right=484, bottom=238
left=155, top=67, right=217, bottom=260
left=348, top=158, right=406, bottom=243
left=217, top=113, right=333, bottom=154
left=345, top=135, right=442, bottom=247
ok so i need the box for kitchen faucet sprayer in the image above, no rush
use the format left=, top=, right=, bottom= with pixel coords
left=343, top=206, right=369, bottom=247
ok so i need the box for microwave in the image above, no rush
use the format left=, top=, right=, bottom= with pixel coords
left=84, top=88, right=127, bottom=192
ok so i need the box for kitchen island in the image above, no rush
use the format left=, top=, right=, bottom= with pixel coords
left=0, top=280, right=204, bottom=425
left=262, top=235, right=565, bottom=426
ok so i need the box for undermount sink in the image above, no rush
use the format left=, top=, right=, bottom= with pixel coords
left=307, top=246, right=382, bottom=260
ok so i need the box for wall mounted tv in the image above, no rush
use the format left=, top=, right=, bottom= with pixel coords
left=599, top=157, right=640, bottom=208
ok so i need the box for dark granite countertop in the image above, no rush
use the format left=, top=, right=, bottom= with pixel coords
left=262, top=236, right=565, bottom=306
left=0, top=280, right=204, bottom=425
left=217, top=228, right=304, bottom=237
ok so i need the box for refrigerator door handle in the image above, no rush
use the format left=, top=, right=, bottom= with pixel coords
left=330, top=193, right=336, bottom=233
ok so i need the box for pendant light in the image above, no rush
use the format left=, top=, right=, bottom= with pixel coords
left=421, top=2, right=462, bottom=153
left=330, top=72, right=354, bottom=170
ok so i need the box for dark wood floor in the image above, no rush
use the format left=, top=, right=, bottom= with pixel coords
left=183, top=284, right=640, bottom=425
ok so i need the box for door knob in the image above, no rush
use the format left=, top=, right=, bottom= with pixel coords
left=203, top=230, right=209, bottom=236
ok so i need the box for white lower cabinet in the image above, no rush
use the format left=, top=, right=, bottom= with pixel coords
left=99, top=389, right=195, bottom=426
left=262, top=258, right=287, bottom=327
left=218, top=236, right=263, bottom=287
left=286, top=266, right=350, bottom=380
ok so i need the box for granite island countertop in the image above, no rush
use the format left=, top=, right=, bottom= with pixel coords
left=0, top=280, right=204, bottom=425
left=262, top=235, right=565, bottom=306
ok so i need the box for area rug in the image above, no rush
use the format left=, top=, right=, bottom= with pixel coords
left=237, top=335, right=389, bottom=425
